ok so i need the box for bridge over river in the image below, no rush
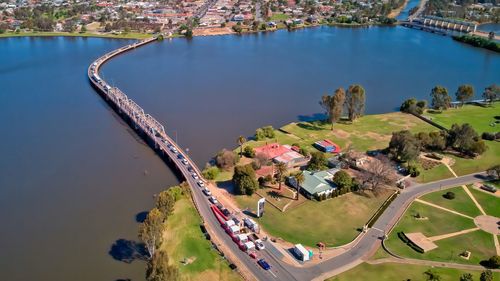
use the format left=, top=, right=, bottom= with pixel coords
left=88, top=37, right=491, bottom=281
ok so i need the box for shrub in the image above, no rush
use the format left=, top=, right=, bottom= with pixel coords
left=215, top=149, right=238, bottom=170
left=443, top=191, right=455, bottom=200
left=243, top=146, right=255, bottom=158
left=262, top=126, right=275, bottom=138
left=255, top=128, right=265, bottom=141
left=482, top=132, right=496, bottom=141
left=487, top=255, right=500, bottom=269
left=407, top=164, right=420, bottom=177
left=202, top=166, right=220, bottom=180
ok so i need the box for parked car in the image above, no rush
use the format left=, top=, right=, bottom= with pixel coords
left=208, top=196, right=218, bottom=204
left=255, top=239, right=265, bottom=250
left=202, top=188, right=211, bottom=196
left=257, top=259, right=271, bottom=270
left=481, top=184, right=497, bottom=193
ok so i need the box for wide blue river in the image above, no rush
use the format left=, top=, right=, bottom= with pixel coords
left=0, top=26, right=498, bottom=280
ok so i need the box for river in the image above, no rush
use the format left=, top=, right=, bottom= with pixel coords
left=0, top=26, right=499, bottom=281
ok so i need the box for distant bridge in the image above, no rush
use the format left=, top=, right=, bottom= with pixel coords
left=401, top=16, right=478, bottom=35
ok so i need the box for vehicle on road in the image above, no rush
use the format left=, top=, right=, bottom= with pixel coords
left=209, top=196, right=218, bottom=204
left=249, top=252, right=257, bottom=259
left=257, top=259, right=271, bottom=270
left=181, top=159, right=188, bottom=165
left=192, top=173, right=199, bottom=180
left=203, top=188, right=211, bottom=196
left=255, top=239, right=265, bottom=250
left=197, top=180, right=205, bottom=187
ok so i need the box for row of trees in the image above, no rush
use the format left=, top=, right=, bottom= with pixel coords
left=401, top=84, right=499, bottom=114
left=320, top=84, right=366, bottom=130
left=425, top=268, right=495, bottom=281
left=138, top=185, right=186, bottom=281
left=389, top=123, right=487, bottom=162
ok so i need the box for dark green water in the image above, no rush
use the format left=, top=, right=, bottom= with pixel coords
left=0, top=26, right=498, bottom=281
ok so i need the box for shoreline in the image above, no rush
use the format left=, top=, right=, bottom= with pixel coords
left=0, top=31, right=153, bottom=40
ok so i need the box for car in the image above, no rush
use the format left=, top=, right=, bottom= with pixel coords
left=257, top=259, right=271, bottom=270
left=192, top=173, right=199, bottom=180
left=481, top=184, right=497, bottom=193
left=177, top=153, right=184, bottom=159
left=249, top=252, right=257, bottom=259
left=181, top=159, right=188, bottom=165
left=221, top=208, right=231, bottom=217
left=238, top=242, right=246, bottom=251
left=208, top=196, right=218, bottom=204
left=202, top=188, right=211, bottom=196
left=255, top=239, right=265, bottom=250
left=197, top=181, right=205, bottom=187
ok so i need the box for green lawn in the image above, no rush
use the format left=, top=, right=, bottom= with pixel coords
left=387, top=201, right=476, bottom=238
left=161, top=197, right=241, bottom=281
left=328, top=262, right=499, bottom=281
left=449, top=141, right=500, bottom=176
left=280, top=112, right=436, bottom=153
left=419, top=186, right=482, bottom=217
left=269, top=13, right=290, bottom=21
left=0, top=31, right=152, bottom=39
left=416, top=163, right=455, bottom=183
left=235, top=191, right=391, bottom=247
left=425, top=103, right=499, bottom=134
left=469, top=187, right=500, bottom=217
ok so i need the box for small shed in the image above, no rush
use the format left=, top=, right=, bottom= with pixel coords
left=314, top=139, right=341, bottom=153
left=293, top=244, right=310, bottom=261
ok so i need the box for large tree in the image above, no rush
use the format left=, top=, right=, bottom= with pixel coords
left=237, top=135, right=246, bottom=158
left=448, top=123, right=486, bottom=155
left=480, top=270, right=493, bottom=281
left=389, top=130, right=421, bottom=162
left=483, top=84, right=499, bottom=103
left=215, top=149, right=238, bottom=170
left=156, top=189, right=176, bottom=218
left=332, top=170, right=352, bottom=192
left=275, top=162, right=288, bottom=191
left=360, top=157, right=394, bottom=193
left=138, top=208, right=165, bottom=258
left=430, top=85, right=451, bottom=110
left=146, top=250, right=179, bottom=281
left=307, top=152, right=328, bottom=171
left=320, top=88, right=346, bottom=130
left=455, top=84, right=474, bottom=106
left=232, top=164, right=259, bottom=195
left=345, top=84, right=366, bottom=121
left=294, top=172, right=305, bottom=200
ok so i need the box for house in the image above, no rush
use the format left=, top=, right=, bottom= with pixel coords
left=314, top=139, right=341, bottom=153
left=254, top=143, right=308, bottom=168
left=288, top=169, right=339, bottom=199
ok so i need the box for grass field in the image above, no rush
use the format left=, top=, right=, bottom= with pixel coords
left=419, top=186, right=482, bottom=217
left=416, top=163, right=455, bottom=183
left=269, top=13, right=290, bottom=21
left=327, top=262, right=500, bottom=281
left=161, top=197, right=241, bottom=281
left=279, top=112, right=436, bottom=153
left=235, top=191, right=391, bottom=247
left=425, top=103, right=499, bottom=134
left=469, top=187, right=500, bottom=217
left=0, top=31, right=152, bottom=39
left=387, top=201, right=476, bottom=238
left=449, top=141, right=500, bottom=176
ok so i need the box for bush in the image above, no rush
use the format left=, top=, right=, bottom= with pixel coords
left=443, top=191, right=456, bottom=200
left=243, top=146, right=255, bottom=158
left=202, top=166, right=220, bottom=180
left=482, top=132, right=497, bottom=141
left=255, top=128, right=265, bottom=141
left=487, top=255, right=500, bottom=269
left=407, top=164, right=420, bottom=177
left=215, top=149, right=238, bottom=170
left=262, top=126, right=275, bottom=138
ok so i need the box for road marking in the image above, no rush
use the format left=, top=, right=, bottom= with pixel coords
left=372, top=227, right=384, bottom=233
left=269, top=270, right=277, bottom=278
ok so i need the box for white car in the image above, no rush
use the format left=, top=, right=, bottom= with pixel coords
left=208, top=196, right=218, bottom=204
left=197, top=181, right=205, bottom=187
left=202, top=188, right=211, bottom=196
left=192, top=173, right=199, bottom=180
left=181, top=159, right=188, bottom=165
left=255, top=239, right=265, bottom=250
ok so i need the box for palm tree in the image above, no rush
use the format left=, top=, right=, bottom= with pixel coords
left=237, top=136, right=246, bottom=158
left=294, top=172, right=305, bottom=200
left=275, top=162, right=287, bottom=191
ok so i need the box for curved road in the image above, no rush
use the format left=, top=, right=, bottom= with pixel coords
left=88, top=38, right=491, bottom=281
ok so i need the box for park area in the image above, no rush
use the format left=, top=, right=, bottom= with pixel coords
left=234, top=189, right=392, bottom=248
left=327, top=262, right=500, bottom=281
left=384, top=183, right=500, bottom=265
left=160, top=195, right=241, bottom=281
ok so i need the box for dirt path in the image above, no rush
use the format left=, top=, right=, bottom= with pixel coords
left=494, top=234, right=500, bottom=255
left=428, top=227, right=479, bottom=241
left=461, top=185, right=487, bottom=216
left=414, top=199, right=474, bottom=219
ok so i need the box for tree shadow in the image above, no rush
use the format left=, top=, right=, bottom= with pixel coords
left=297, top=122, right=324, bottom=132
left=135, top=211, right=149, bottom=223
left=243, top=209, right=258, bottom=218
left=297, top=113, right=327, bottom=122
left=216, top=180, right=238, bottom=195
left=109, top=239, right=148, bottom=264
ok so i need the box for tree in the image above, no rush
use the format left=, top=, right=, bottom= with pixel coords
left=275, top=162, right=288, bottom=191
left=345, top=85, right=366, bottom=121
left=360, top=157, right=395, bottom=192
left=486, top=164, right=500, bottom=180
left=146, top=250, right=179, bottom=281
left=483, top=84, right=499, bottom=103
left=424, top=269, right=441, bottom=281
left=255, top=128, right=265, bottom=140
left=448, top=123, right=484, bottom=155
left=400, top=98, right=426, bottom=115
left=389, top=130, right=421, bottom=162
left=80, top=24, right=87, bottom=33
left=430, top=86, right=451, bottom=110
left=237, top=136, right=246, bottom=158
left=262, top=126, right=275, bottom=138
left=332, top=170, right=352, bottom=192
left=202, top=165, right=220, bottom=180
left=243, top=146, right=255, bottom=158
left=459, top=273, right=473, bottom=281
left=138, top=208, right=165, bottom=258
left=480, top=270, right=493, bottom=281
left=215, top=149, right=238, bottom=170
left=294, top=172, right=305, bottom=200
left=156, top=190, right=176, bottom=218
left=455, top=84, right=474, bottom=106
left=104, top=23, right=112, bottom=32
left=320, top=88, right=345, bottom=130
left=307, top=152, right=327, bottom=171
left=232, top=164, right=259, bottom=195
left=486, top=255, right=500, bottom=268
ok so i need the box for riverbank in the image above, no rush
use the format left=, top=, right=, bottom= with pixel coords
left=0, top=31, right=152, bottom=39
